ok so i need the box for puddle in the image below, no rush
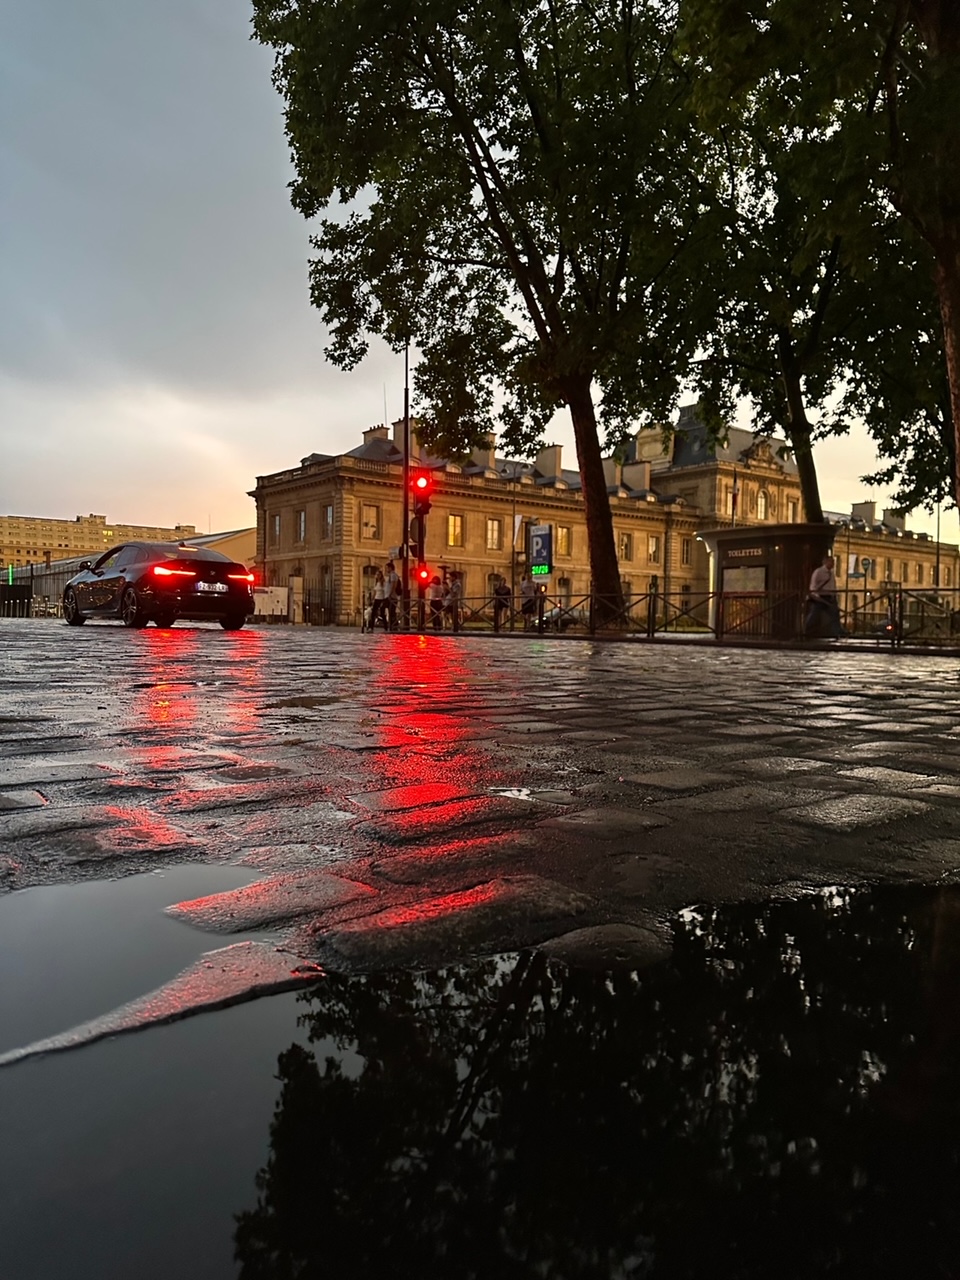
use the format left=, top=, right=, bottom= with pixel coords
left=7, top=882, right=960, bottom=1277
left=0, top=864, right=261, bottom=1053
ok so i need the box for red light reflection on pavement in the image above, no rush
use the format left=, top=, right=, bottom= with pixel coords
left=353, top=882, right=500, bottom=931
left=360, top=634, right=520, bottom=844
left=98, top=804, right=193, bottom=852
left=120, top=627, right=266, bottom=793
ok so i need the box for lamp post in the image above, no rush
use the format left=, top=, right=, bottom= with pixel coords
left=935, top=490, right=942, bottom=595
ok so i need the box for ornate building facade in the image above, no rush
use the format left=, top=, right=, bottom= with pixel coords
left=250, top=404, right=959, bottom=624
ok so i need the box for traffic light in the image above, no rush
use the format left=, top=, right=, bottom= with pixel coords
left=416, top=564, right=430, bottom=588
left=411, top=471, right=433, bottom=517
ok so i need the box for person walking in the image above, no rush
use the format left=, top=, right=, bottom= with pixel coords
left=444, top=571, right=463, bottom=632
left=427, top=575, right=444, bottom=630
left=367, top=569, right=386, bottom=633
left=519, top=572, right=537, bottom=630
left=493, top=575, right=511, bottom=632
left=804, top=554, right=843, bottom=638
left=383, top=560, right=401, bottom=632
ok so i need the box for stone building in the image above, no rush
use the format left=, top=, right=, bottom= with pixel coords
left=0, top=513, right=197, bottom=570
left=250, top=404, right=959, bottom=624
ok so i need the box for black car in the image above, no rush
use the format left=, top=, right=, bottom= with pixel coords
left=63, top=542, right=255, bottom=630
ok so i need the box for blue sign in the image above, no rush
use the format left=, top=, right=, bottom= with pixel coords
left=530, top=524, right=552, bottom=575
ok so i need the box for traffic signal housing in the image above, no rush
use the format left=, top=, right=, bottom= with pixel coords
left=411, top=471, right=433, bottom=517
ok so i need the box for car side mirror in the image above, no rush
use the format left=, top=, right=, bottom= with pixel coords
left=78, top=561, right=92, bottom=571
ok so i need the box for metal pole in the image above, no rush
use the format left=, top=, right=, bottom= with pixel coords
left=402, top=340, right=410, bottom=629
left=510, top=463, right=519, bottom=630
left=936, top=494, right=942, bottom=591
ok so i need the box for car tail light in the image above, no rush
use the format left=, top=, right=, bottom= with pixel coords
left=227, top=572, right=255, bottom=583
left=153, top=564, right=197, bottom=578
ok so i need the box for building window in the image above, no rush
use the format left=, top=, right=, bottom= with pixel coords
left=870, top=558, right=877, bottom=580
left=946, top=568, right=952, bottom=587
left=447, top=514, right=464, bottom=548
left=621, top=577, right=633, bottom=603
left=917, top=563, right=924, bottom=585
left=757, top=490, right=769, bottom=520
left=321, top=504, right=334, bottom=541
left=486, top=517, right=503, bottom=551
left=556, top=525, right=571, bottom=557
left=681, top=537, right=692, bottom=567
left=269, top=514, right=280, bottom=546
left=787, top=499, right=799, bottom=523
left=618, top=532, right=633, bottom=562
left=900, top=561, right=908, bottom=583
left=557, top=576, right=572, bottom=605
left=361, top=504, right=381, bottom=540
left=724, top=487, right=735, bottom=517
left=885, top=558, right=893, bottom=581
left=648, top=534, right=661, bottom=564
left=295, top=510, right=306, bottom=543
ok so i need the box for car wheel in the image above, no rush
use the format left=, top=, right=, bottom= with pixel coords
left=121, top=587, right=148, bottom=629
left=154, top=613, right=176, bottom=628
left=220, top=614, right=246, bottom=631
left=63, top=588, right=86, bottom=626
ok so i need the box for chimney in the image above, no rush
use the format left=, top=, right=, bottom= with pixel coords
left=470, top=433, right=496, bottom=470
left=391, top=417, right=422, bottom=459
left=851, top=500, right=877, bottom=526
left=622, top=460, right=651, bottom=491
left=883, top=508, right=906, bottom=532
left=602, top=457, right=623, bottom=488
left=363, top=424, right=390, bottom=443
left=535, top=443, right=563, bottom=481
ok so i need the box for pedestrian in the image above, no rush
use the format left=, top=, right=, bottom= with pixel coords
left=519, top=572, right=537, bottom=630
left=804, top=554, right=843, bottom=638
left=444, top=570, right=463, bottom=632
left=427, top=574, right=444, bottom=630
left=493, top=575, right=511, bottom=632
left=367, top=569, right=386, bottom=633
left=383, top=560, right=401, bottom=631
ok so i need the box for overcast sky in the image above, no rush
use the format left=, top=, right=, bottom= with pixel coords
left=1, top=0, right=951, bottom=542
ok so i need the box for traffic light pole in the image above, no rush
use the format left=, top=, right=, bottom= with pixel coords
left=401, top=340, right=411, bottom=630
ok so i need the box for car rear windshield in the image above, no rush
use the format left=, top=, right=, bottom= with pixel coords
left=150, top=545, right=232, bottom=563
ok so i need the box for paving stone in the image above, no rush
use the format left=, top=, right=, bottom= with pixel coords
left=539, top=807, right=670, bottom=833
left=319, top=875, right=597, bottom=967
left=166, top=870, right=376, bottom=931
left=623, top=769, right=730, bottom=791
left=783, top=793, right=930, bottom=830
left=0, top=790, right=48, bottom=811
left=348, top=782, right=478, bottom=813
left=736, top=756, right=834, bottom=775
left=839, top=766, right=943, bottom=789
left=538, top=923, right=671, bottom=970
left=651, top=786, right=837, bottom=814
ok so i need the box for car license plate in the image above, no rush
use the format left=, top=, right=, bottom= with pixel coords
left=196, top=581, right=228, bottom=594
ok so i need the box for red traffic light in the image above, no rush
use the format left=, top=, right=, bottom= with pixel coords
left=417, top=565, right=430, bottom=582
left=411, top=470, right=434, bottom=516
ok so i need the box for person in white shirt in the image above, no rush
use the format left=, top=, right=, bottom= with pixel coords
left=367, top=569, right=386, bottom=633
left=804, top=554, right=843, bottom=638
left=383, top=560, right=400, bottom=631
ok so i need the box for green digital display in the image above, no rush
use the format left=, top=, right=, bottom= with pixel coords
left=530, top=563, right=551, bottom=576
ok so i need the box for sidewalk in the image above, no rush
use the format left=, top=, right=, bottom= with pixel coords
left=4, top=619, right=960, bottom=987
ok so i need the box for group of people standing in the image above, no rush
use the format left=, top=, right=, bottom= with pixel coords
left=364, top=566, right=542, bottom=633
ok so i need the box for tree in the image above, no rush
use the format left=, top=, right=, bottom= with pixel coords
left=679, top=0, right=960, bottom=513
left=677, top=2, right=927, bottom=524
left=251, top=0, right=727, bottom=615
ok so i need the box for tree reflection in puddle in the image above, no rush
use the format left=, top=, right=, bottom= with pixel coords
left=236, top=885, right=960, bottom=1279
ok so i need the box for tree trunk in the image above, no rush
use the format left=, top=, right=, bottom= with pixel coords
left=933, top=240, right=960, bottom=510
left=777, top=329, right=825, bottom=523
left=562, top=374, right=624, bottom=621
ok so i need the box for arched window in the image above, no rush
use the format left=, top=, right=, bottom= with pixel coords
left=757, top=490, right=769, bottom=520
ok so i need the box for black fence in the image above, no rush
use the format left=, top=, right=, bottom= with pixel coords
left=357, top=585, right=960, bottom=647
